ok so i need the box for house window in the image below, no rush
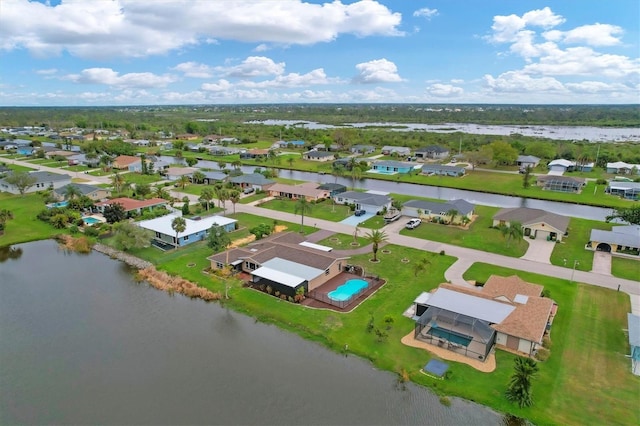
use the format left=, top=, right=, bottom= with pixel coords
left=216, top=262, right=224, bottom=269
left=184, top=235, right=189, bottom=241
left=155, top=232, right=161, bottom=238
left=325, top=269, right=330, bottom=275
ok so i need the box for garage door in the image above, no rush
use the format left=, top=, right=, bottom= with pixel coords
left=506, top=335, right=519, bottom=350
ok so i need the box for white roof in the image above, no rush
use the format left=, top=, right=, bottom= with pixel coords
left=548, top=159, right=575, bottom=167
left=298, top=241, right=333, bottom=252
left=414, top=292, right=431, bottom=305
left=262, top=258, right=324, bottom=281
left=252, top=266, right=305, bottom=288
left=366, top=190, right=390, bottom=195
left=137, top=213, right=236, bottom=238
left=427, top=288, right=515, bottom=324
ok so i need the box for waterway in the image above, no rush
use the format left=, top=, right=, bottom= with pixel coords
left=245, top=120, right=640, bottom=143
left=0, top=240, right=503, bottom=425
left=161, top=156, right=615, bottom=221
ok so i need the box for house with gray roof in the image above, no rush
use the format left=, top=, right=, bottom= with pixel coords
left=606, top=161, right=640, bottom=175
left=333, top=190, right=392, bottom=214
left=517, top=155, right=540, bottom=169
left=536, top=175, right=585, bottom=193
left=207, top=232, right=349, bottom=298
left=421, top=164, right=465, bottom=177
left=372, top=160, right=415, bottom=174
left=350, top=145, right=375, bottom=155
left=381, top=146, right=411, bottom=156
left=403, top=199, right=475, bottom=223
left=303, top=150, right=335, bottom=162
left=415, top=145, right=450, bottom=160
left=229, top=173, right=275, bottom=191
left=0, top=171, right=72, bottom=195
left=587, top=225, right=640, bottom=256
left=317, top=183, right=347, bottom=197
left=53, top=183, right=111, bottom=201
left=493, top=207, right=570, bottom=242
left=606, top=181, right=640, bottom=200
left=200, top=171, right=228, bottom=185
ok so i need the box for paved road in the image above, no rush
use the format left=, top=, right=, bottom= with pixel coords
left=3, top=155, right=639, bottom=302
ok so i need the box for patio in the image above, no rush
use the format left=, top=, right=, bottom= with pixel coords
left=304, top=271, right=385, bottom=312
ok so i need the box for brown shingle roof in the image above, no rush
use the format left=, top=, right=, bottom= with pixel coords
left=482, top=275, right=543, bottom=301
left=113, top=155, right=141, bottom=166
left=493, top=207, right=569, bottom=233
left=96, top=197, right=166, bottom=212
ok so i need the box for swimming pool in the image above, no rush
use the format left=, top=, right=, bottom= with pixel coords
left=83, top=217, right=101, bottom=225
left=427, top=327, right=472, bottom=347
left=328, top=279, right=368, bottom=302
left=47, top=201, right=69, bottom=209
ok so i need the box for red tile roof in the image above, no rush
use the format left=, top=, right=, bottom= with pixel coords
left=96, top=197, right=166, bottom=212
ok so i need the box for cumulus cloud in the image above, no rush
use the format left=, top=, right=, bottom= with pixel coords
left=483, top=71, right=566, bottom=93
left=0, top=0, right=403, bottom=59
left=35, top=69, right=58, bottom=75
left=487, top=7, right=565, bottom=44
left=522, top=47, right=640, bottom=78
left=64, top=68, right=176, bottom=89
left=216, top=56, right=286, bottom=78
left=413, top=8, right=438, bottom=20
left=353, top=59, right=403, bottom=84
left=238, top=68, right=341, bottom=88
left=172, top=62, right=214, bottom=79
left=543, top=23, right=623, bottom=47
left=201, top=79, right=234, bottom=92
left=427, top=84, right=463, bottom=97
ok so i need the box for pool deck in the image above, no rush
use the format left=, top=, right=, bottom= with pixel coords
left=302, top=272, right=385, bottom=313
left=401, top=331, right=496, bottom=373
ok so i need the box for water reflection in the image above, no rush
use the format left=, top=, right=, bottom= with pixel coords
left=0, top=245, right=23, bottom=262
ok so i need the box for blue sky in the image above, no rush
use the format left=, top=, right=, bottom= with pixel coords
left=0, top=0, right=638, bottom=106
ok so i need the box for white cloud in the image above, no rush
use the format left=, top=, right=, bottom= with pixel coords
left=353, top=59, right=403, bottom=84
left=238, top=69, right=341, bottom=88
left=35, top=69, right=58, bottom=75
left=172, top=62, right=214, bottom=79
left=483, top=71, right=566, bottom=93
left=64, top=68, right=176, bottom=89
left=201, top=79, right=234, bottom=92
left=487, top=7, right=565, bottom=44
left=427, top=84, right=463, bottom=97
left=0, top=0, right=403, bottom=59
left=413, top=8, right=438, bottom=20
left=254, top=44, right=270, bottom=52
left=543, top=23, right=623, bottom=47
left=522, top=47, right=640, bottom=78
left=217, top=56, right=286, bottom=78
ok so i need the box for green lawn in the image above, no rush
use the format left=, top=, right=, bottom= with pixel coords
left=316, top=232, right=370, bottom=249
left=258, top=197, right=353, bottom=222
left=611, top=256, right=640, bottom=281
left=0, top=192, right=62, bottom=246
left=123, top=173, right=163, bottom=185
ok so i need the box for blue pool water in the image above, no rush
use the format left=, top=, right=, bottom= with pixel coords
left=47, top=201, right=69, bottom=208
left=328, top=279, right=368, bottom=302
left=427, top=327, right=472, bottom=347
left=83, top=217, right=100, bottom=225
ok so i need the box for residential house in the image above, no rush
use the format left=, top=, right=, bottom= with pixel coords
left=333, top=190, right=392, bottom=214
left=313, top=143, right=341, bottom=151
left=268, top=182, right=330, bottom=201
left=303, top=151, right=335, bottom=162
left=277, top=140, right=306, bottom=148
left=94, top=197, right=168, bottom=216
left=606, top=181, right=640, bottom=200
left=138, top=213, right=237, bottom=249
left=0, top=171, right=72, bottom=195
left=45, top=150, right=76, bottom=160
left=517, top=155, right=541, bottom=169
left=627, top=313, right=640, bottom=376
left=536, top=175, right=585, bottom=193
left=403, top=199, right=475, bottom=222
left=421, top=164, right=466, bottom=177
left=317, top=183, right=347, bottom=197
left=53, top=183, right=111, bottom=201
left=350, top=145, right=375, bottom=155
left=371, top=160, right=414, bottom=174
left=175, top=134, right=200, bottom=141
left=112, top=155, right=142, bottom=171
left=413, top=275, right=556, bottom=359
left=207, top=232, right=349, bottom=298
left=229, top=173, right=275, bottom=191
left=209, top=146, right=242, bottom=156
left=381, top=146, right=411, bottom=156
left=415, top=145, right=450, bottom=160
left=17, top=147, right=36, bottom=156
left=547, top=159, right=575, bottom=173
left=607, top=161, right=640, bottom=175
left=587, top=225, right=640, bottom=256
left=493, top=207, right=569, bottom=242
left=239, top=149, right=270, bottom=159
left=165, top=167, right=198, bottom=181
left=200, top=171, right=228, bottom=185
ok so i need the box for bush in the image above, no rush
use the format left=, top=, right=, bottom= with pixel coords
left=439, top=396, right=451, bottom=407
left=84, top=227, right=100, bottom=237
left=69, top=224, right=79, bottom=234
left=535, top=347, right=550, bottom=361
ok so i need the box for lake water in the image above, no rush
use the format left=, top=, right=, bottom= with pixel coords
left=0, top=240, right=503, bottom=425
left=245, top=120, right=640, bottom=142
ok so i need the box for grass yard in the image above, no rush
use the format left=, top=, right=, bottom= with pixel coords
left=611, top=256, right=640, bottom=281
left=316, top=232, right=370, bottom=249
left=399, top=205, right=529, bottom=257
left=0, top=193, right=62, bottom=246
left=123, top=173, right=163, bottom=185
left=258, top=197, right=353, bottom=222
left=549, top=217, right=611, bottom=273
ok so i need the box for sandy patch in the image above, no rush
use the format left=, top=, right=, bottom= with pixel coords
left=229, top=225, right=288, bottom=248
left=401, top=331, right=496, bottom=373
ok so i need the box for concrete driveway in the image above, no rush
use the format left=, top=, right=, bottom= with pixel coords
left=520, top=237, right=556, bottom=264
left=591, top=251, right=612, bottom=275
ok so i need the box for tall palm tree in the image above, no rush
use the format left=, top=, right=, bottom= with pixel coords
left=228, top=190, right=241, bottom=214
left=111, top=172, right=124, bottom=194
left=293, top=197, right=313, bottom=233
left=192, top=171, right=205, bottom=184
left=231, top=160, right=242, bottom=170
left=218, top=188, right=230, bottom=215
left=0, top=209, right=14, bottom=235
left=171, top=216, right=186, bottom=249
left=199, top=188, right=214, bottom=211
left=63, top=184, right=82, bottom=200
left=365, top=229, right=388, bottom=262
left=332, top=164, right=344, bottom=184
left=350, top=166, right=362, bottom=189
left=153, top=185, right=169, bottom=200
left=446, top=208, right=459, bottom=225
left=177, top=174, right=190, bottom=190
left=500, top=221, right=524, bottom=247
left=506, top=357, right=539, bottom=408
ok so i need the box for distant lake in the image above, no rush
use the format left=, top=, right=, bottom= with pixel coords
left=245, top=119, right=640, bottom=142
left=0, top=240, right=503, bottom=425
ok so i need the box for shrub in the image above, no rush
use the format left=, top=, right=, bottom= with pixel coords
left=69, top=224, right=79, bottom=234
left=439, top=250, right=445, bottom=255
left=439, top=396, right=451, bottom=407
left=535, top=348, right=550, bottom=361
left=84, top=227, right=100, bottom=237
left=542, top=336, right=552, bottom=349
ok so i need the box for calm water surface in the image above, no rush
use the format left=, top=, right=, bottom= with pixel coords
left=0, top=240, right=502, bottom=425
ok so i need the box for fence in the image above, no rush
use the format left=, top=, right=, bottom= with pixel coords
left=308, top=276, right=380, bottom=309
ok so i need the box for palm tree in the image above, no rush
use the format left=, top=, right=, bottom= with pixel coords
left=217, top=161, right=227, bottom=171
left=287, top=157, right=294, bottom=168
left=153, top=185, right=169, bottom=200
left=293, top=197, right=313, bottom=233
left=353, top=224, right=360, bottom=244
left=199, top=188, right=214, bottom=211
left=63, top=184, right=82, bottom=200
left=213, top=183, right=225, bottom=208
left=350, top=166, right=362, bottom=189
left=412, top=257, right=431, bottom=277
left=0, top=209, right=14, bottom=235
left=500, top=221, right=524, bottom=247
left=177, top=174, right=190, bottom=190
left=506, top=357, right=539, bottom=408
left=228, top=190, right=241, bottom=214
left=99, top=154, right=112, bottom=172
left=332, top=164, right=345, bottom=184
left=446, top=208, right=459, bottom=225
left=111, top=172, right=124, bottom=194
left=231, top=160, right=242, bottom=170
left=171, top=216, right=186, bottom=249
left=365, top=229, right=388, bottom=262
left=218, top=188, right=230, bottom=215
left=192, top=170, right=205, bottom=184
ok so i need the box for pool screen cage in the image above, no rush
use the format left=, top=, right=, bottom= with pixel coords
left=414, top=306, right=495, bottom=360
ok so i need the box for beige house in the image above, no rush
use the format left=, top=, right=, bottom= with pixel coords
left=268, top=182, right=330, bottom=201
left=492, top=207, right=569, bottom=242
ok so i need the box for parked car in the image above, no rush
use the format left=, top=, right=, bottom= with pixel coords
left=405, top=218, right=421, bottom=229
left=243, top=187, right=255, bottom=194
left=354, top=209, right=366, bottom=216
